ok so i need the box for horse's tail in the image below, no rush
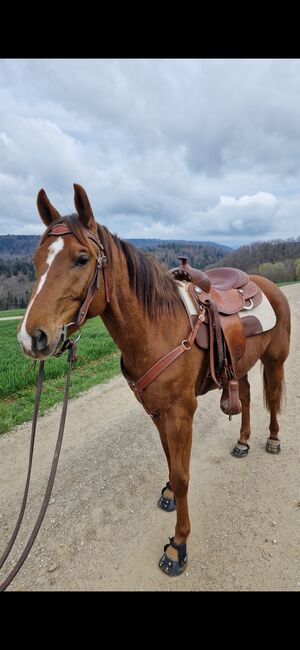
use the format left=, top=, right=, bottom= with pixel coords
left=262, top=363, right=286, bottom=414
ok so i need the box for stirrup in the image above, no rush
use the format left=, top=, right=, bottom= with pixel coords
left=159, top=537, right=187, bottom=576
left=157, top=481, right=176, bottom=512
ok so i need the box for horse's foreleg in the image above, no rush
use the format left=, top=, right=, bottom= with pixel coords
left=232, top=374, right=251, bottom=458
left=158, top=400, right=196, bottom=576
left=154, top=419, right=176, bottom=512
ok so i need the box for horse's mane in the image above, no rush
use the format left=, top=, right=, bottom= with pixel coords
left=41, top=214, right=182, bottom=321
left=97, top=223, right=182, bottom=320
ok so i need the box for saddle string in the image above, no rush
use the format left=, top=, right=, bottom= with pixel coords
left=0, top=341, right=77, bottom=592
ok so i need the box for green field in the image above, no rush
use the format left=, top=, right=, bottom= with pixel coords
left=0, top=313, right=120, bottom=435
left=0, top=308, right=25, bottom=317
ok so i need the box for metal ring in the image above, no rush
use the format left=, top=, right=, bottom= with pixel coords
left=243, top=298, right=254, bottom=310
left=182, top=339, right=191, bottom=350
left=73, top=329, right=81, bottom=343
left=63, top=321, right=75, bottom=342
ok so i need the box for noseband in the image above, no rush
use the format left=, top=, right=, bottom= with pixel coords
left=46, top=222, right=110, bottom=334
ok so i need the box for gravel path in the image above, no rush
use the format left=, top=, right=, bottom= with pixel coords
left=0, top=284, right=299, bottom=591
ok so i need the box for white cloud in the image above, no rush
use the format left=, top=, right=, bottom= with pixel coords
left=0, top=59, right=300, bottom=244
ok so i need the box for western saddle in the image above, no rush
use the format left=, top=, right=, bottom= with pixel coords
left=169, top=257, right=263, bottom=416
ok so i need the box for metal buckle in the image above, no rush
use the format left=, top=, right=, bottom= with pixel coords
left=243, top=298, right=254, bottom=311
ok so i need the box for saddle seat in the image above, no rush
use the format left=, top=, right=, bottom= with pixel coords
left=205, top=267, right=249, bottom=290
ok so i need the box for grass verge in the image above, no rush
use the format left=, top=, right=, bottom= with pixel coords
left=0, top=313, right=120, bottom=434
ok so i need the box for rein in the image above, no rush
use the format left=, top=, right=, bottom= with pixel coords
left=0, top=341, right=77, bottom=592
left=0, top=223, right=108, bottom=591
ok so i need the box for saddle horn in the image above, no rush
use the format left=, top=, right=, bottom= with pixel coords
left=169, top=257, right=211, bottom=294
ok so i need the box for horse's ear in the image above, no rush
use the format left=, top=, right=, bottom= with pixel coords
left=73, top=184, right=96, bottom=229
left=37, top=189, right=61, bottom=226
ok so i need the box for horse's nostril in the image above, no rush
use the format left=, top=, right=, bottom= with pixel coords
left=35, top=329, right=48, bottom=351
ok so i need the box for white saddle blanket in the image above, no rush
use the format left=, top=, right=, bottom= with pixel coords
left=175, top=280, right=276, bottom=332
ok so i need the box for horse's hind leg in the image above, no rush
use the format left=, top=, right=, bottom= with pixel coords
left=232, top=374, right=251, bottom=458
left=261, top=360, right=285, bottom=454
left=157, top=400, right=196, bottom=576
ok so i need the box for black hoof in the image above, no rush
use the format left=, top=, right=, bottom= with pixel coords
left=159, top=552, right=188, bottom=576
left=158, top=482, right=176, bottom=512
left=231, top=442, right=249, bottom=458
left=159, top=537, right=187, bottom=577
left=266, top=439, right=281, bottom=454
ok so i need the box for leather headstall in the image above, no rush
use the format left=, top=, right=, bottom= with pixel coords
left=46, top=222, right=110, bottom=329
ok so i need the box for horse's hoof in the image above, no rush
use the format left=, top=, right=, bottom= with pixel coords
left=266, top=439, right=281, bottom=454
left=159, top=552, right=188, bottom=576
left=157, top=494, right=176, bottom=512
left=231, top=442, right=249, bottom=458
left=159, top=537, right=187, bottom=576
left=157, top=482, right=176, bottom=512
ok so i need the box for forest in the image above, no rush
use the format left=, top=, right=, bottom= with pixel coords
left=0, top=236, right=299, bottom=310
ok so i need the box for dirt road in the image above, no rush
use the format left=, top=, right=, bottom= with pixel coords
left=0, top=284, right=299, bottom=591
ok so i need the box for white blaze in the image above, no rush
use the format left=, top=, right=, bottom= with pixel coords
left=18, top=237, right=64, bottom=352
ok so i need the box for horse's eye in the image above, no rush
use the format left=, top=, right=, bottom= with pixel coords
left=76, top=256, right=89, bottom=266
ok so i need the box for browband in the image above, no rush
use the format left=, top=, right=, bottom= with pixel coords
left=46, top=222, right=104, bottom=251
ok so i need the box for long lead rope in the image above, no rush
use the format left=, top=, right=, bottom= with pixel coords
left=0, top=362, right=44, bottom=571
left=0, top=342, right=76, bottom=592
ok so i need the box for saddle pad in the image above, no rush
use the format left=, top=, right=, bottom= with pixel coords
left=239, top=292, right=276, bottom=332
left=176, top=280, right=198, bottom=326
left=176, top=280, right=276, bottom=336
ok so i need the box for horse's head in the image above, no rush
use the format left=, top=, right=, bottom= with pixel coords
left=18, top=184, right=107, bottom=360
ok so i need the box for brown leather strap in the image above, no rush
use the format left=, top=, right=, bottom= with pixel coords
left=189, top=285, right=223, bottom=389
left=47, top=223, right=104, bottom=252
left=0, top=362, right=44, bottom=572
left=46, top=222, right=110, bottom=319
left=75, top=258, right=102, bottom=327
left=102, top=257, right=110, bottom=304
left=0, top=343, right=77, bottom=592
left=205, top=299, right=224, bottom=386
left=123, top=311, right=206, bottom=403
left=206, top=303, right=222, bottom=389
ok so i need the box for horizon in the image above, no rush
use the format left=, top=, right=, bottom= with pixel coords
left=1, top=232, right=299, bottom=252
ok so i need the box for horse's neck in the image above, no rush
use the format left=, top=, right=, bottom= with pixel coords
left=99, top=238, right=182, bottom=375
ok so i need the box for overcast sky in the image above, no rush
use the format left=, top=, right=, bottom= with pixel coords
left=0, top=58, right=300, bottom=246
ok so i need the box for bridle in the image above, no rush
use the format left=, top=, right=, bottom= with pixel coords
left=46, top=222, right=110, bottom=338
left=0, top=222, right=110, bottom=591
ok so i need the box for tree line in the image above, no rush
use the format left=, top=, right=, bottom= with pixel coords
left=1, top=237, right=299, bottom=310
left=211, top=237, right=300, bottom=283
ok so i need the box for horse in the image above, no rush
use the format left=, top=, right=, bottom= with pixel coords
left=17, top=184, right=291, bottom=577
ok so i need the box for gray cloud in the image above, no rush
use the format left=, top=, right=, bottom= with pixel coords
left=0, top=59, right=300, bottom=244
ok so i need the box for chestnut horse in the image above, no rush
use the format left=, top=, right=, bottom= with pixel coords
left=18, top=184, right=291, bottom=577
